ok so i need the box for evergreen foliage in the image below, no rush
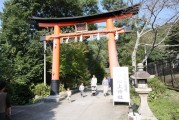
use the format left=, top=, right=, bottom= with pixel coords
left=87, top=39, right=107, bottom=83
left=165, top=21, right=179, bottom=52
left=101, top=0, right=127, bottom=11
left=32, top=83, right=50, bottom=97
left=60, top=42, right=91, bottom=88
left=0, top=0, right=99, bottom=104
left=148, top=77, right=167, bottom=101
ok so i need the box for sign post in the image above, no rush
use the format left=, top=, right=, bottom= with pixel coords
left=113, top=67, right=130, bottom=105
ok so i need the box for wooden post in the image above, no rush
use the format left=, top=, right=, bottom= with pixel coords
left=50, top=25, right=60, bottom=95
left=106, top=19, right=119, bottom=78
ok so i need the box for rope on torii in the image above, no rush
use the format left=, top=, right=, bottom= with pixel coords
left=40, top=27, right=126, bottom=41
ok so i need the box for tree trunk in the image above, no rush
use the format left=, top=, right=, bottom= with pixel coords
left=132, top=31, right=140, bottom=72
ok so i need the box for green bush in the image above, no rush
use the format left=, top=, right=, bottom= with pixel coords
left=148, top=77, right=167, bottom=101
left=11, top=83, right=34, bottom=105
left=32, top=83, right=50, bottom=97
left=130, top=85, right=138, bottom=97
left=59, top=83, right=65, bottom=92
left=130, top=85, right=140, bottom=111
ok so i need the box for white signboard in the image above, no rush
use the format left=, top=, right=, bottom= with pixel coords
left=113, top=67, right=130, bottom=104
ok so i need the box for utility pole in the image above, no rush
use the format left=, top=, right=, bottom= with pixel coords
left=44, top=40, right=47, bottom=85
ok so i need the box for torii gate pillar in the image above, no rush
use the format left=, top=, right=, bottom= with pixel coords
left=106, top=19, right=119, bottom=78
left=51, top=25, right=60, bottom=95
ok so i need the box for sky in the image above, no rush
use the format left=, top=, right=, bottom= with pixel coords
left=0, top=0, right=5, bottom=12
left=0, top=0, right=5, bottom=27
left=0, top=0, right=177, bottom=27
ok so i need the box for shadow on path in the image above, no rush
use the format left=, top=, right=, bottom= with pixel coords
left=11, top=85, right=129, bottom=120
left=11, top=102, right=60, bottom=120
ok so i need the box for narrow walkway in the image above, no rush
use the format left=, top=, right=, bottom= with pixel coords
left=11, top=86, right=128, bottom=120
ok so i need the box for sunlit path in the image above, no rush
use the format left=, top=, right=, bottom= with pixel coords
left=11, top=85, right=128, bottom=120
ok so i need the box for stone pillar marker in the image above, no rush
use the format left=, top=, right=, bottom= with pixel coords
left=133, top=63, right=157, bottom=120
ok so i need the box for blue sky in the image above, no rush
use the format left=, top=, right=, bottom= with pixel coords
left=0, top=0, right=5, bottom=27
left=0, top=0, right=5, bottom=12
left=0, top=0, right=177, bottom=27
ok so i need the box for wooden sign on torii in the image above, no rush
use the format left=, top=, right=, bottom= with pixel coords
left=31, top=4, right=140, bottom=95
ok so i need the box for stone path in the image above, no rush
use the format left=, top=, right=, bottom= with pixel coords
left=11, top=86, right=129, bottom=120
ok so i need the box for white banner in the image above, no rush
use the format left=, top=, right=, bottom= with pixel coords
left=113, top=67, right=130, bottom=104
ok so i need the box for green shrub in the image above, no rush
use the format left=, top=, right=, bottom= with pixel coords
left=11, top=83, right=34, bottom=105
left=32, top=83, right=50, bottom=97
left=59, top=83, right=65, bottom=92
left=130, top=85, right=138, bottom=97
left=130, top=85, right=140, bottom=111
left=31, top=96, right=44, bottom=104
left=148, top=77, right=167, bottom=101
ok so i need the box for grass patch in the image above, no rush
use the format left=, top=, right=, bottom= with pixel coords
left=130, top=77, right=179, bottom=120
left=149, top=90, right=179, bottom=120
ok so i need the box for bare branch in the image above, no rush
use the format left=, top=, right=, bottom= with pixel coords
left=131, top=0, right=179, bottom=68
left=140, top=29, right=152, bottom=37
left=155, top=19, right=178, bottom=46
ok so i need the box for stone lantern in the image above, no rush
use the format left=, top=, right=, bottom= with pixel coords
left=133, top=63, right=150, bottom=89
left=132, top=63, right=157, bottom=120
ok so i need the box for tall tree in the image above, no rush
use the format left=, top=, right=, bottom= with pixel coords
left=129, top=0, right=179, bottom=71
left=0, top=0, right=99, bottom=104
left=165, top=20, right=179, bottom=52
left=60, top=42, right=91, bottom=87
left=0, top=0, right=44, bottom=84
left=87, top=39, right=107, bottom=82
left=101, top=0, right=127, bottom=11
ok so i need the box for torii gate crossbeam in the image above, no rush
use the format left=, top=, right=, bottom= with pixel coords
left=31, top=4, right=140, bottom=95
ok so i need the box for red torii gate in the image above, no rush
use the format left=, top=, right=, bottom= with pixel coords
left=31, top=4, right=140, bottom=95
